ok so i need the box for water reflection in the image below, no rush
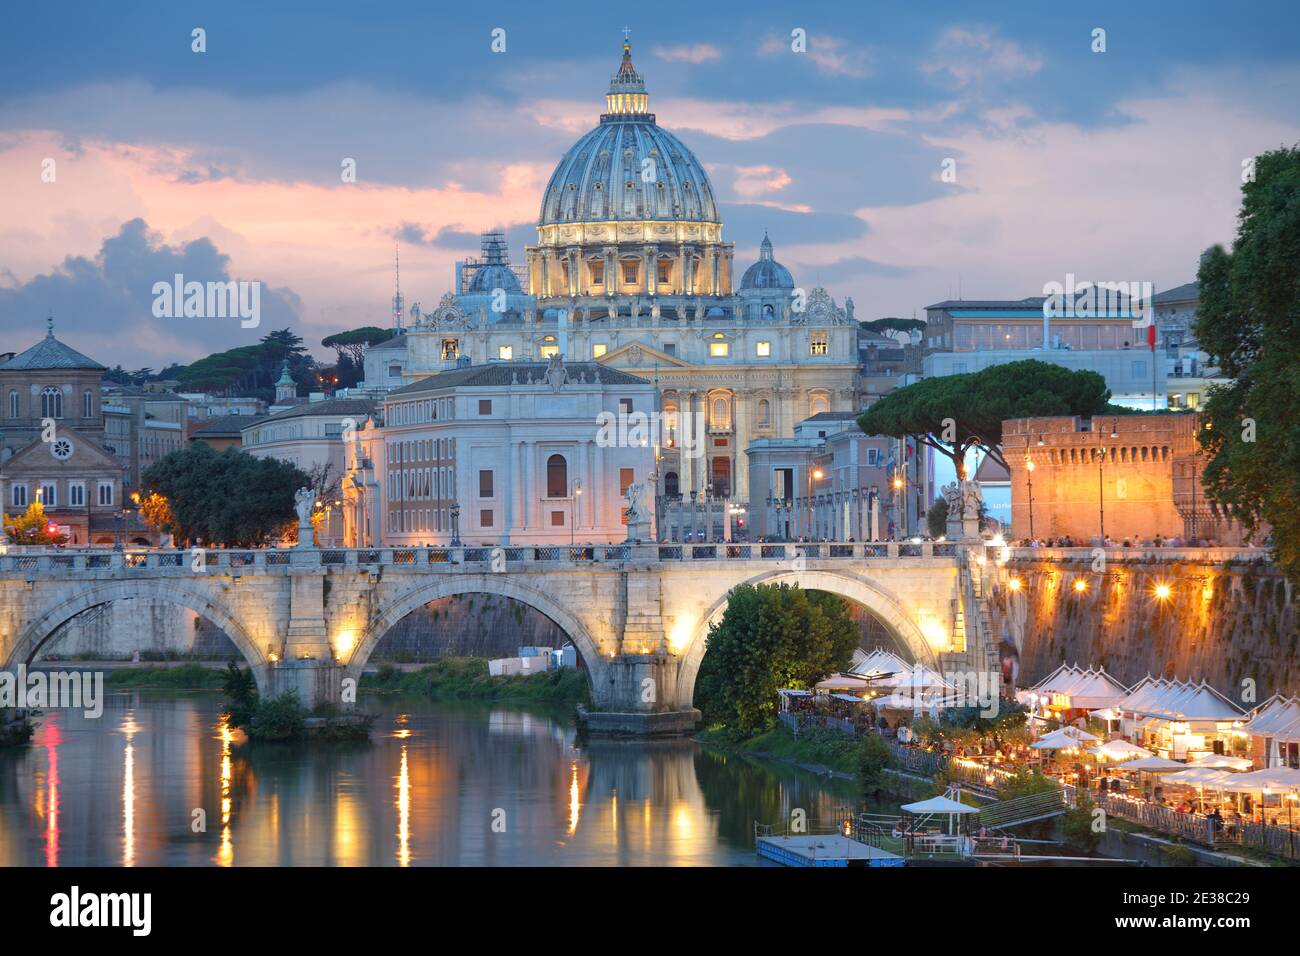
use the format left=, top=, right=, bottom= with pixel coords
left=0, top=691, right=856, bottom=867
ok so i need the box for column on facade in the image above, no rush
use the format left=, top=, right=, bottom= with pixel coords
left=681, top=390, right=695, bottom=501
left=733, top=388, right=748, bottom=504
left=642, top=245, right=653, bottom=296
left=590, top=441, right=601, bottom=534
left=518, top=441, right=530, bottom=532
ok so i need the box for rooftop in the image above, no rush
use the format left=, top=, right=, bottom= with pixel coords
left=386, top=361, right=649, bottom=396
left=1, top=325, right=105, bottom=371
left=254, top=397, right=377, bottom=424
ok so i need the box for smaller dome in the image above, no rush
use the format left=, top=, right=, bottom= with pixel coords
left=466, top=232, right=522, bottom=294
left=740, top=233, right=794, bottom=290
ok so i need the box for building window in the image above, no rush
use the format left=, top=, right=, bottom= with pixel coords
left=550, top=510, right=565, bottom=527
left=480, top=509, right=494, bottom=528
left=619, top=397, right=633, bottom=414
left=709, top=340, right=730, bottom=358
left=479, top=470, right=494, bottom=498
left=711, top=396, right=730, bottom=429
left=546, top=454, right=568, bottom=498
left=622, top=262, right=638, bottom=285
left=11, top=483, right=28, bottom=507
left=83, top=390, right=93, bottom=418
left=7, top=390, right=16, bottom=418
left=664, top=471, right=679, bottom=497
left=69, top=482, right=85, bottom=507
left=441, top=339, right=461, bottom=361
left=756, top=341, right=771, bottom=357
left=478, top=399, right=492, bottom=416
left=592, top=343, right=607, bottom=359
left=662, top=342, right=676, bottom=356
left=657, top=260, right=671, bottom=285
left=620, top=467, right=634, bottom=495
left=40, top=482, right=56, bottom=507
left=388, top=363, right=402, bottom=378
left=810, top=331, right=828, bottom=355
left=757, top=399, right=771, bottom=426
left=41, top=386, right=63, bottom=419
left=498, top=345, right=513, bottom=360
left=539, top=337, right=559, bottom=359
left=97, top=481, right=113, bottom=506
left=589, top=261, right=604, bottom=286
left=809, top=392, right=830, bottom=416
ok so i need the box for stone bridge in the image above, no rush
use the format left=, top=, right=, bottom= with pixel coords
left=0, top=541, right=994, bottom=733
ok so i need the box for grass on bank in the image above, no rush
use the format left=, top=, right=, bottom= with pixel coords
left=104, top=663, right=227, bottom=689
left=360, top=657, right=591, bottom=706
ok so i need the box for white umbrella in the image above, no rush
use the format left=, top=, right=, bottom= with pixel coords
left=1031, top=727, right=1099, bottom=750
left=1092, top=739, right=1153, bottom=762
left=901, top=796, right=978, bottom=814
left=1115, top=755, right=1186, bottom=772
left=814, top=674, right=870, bottom=691
left=1165, top=767, right=1235, bottom=787
left=1188, top=754, right=1252, bottom=771
left=1216, top=767, right=1300, bottom=793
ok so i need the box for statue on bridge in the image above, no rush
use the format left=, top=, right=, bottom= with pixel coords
left=624, top=482, right=650, bottom=543
left=942, top=478, right=984, bottom=541
left=294, top=487, right=315, bottom=547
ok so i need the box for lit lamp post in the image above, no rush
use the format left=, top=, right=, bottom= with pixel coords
left=449, top=502, right=461, bottom=547
left=570, top=479, right=582, bottom=548
left=892, top=473, right=905, bottom=539
left=1098, top=421, right=1117, bottom=542
left=810, top=468, right=823, bottom=540
left=1025, top=456, right=1036, bottom=541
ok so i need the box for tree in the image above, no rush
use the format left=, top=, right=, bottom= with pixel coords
left=3, top=500, right=67, bottom=545
left=1194, top=145, right=1300, bottom=584
left=136, top=491, right=174, bottom=533
left=322, top=326, right=396, bottom=365
left=141, top=443, right=308, bottom=546
left=694, top=584, right=859, bottom=735
left=858, top=732, right=893, bottom=795
left=926, top=497, right=948, bottom=538
left=859, top=317, right=926, bottom=338
left=857, top=359, right=1113, bottom=475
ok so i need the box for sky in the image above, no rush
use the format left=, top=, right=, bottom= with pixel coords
left=1, top=0, right=1298, bottom=368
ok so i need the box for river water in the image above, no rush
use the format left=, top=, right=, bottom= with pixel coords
left=0, top=690, right=862, bottom=867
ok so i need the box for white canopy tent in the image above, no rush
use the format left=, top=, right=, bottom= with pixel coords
left=1092, top=739, right=1153, bottom=762
left=1115, top=755, right=1186, bottom=772
left=1189, top=754, right=1253, bottom=771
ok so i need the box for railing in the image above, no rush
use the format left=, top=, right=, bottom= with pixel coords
left=977, top=789, right=1071, bottom=829
left=0, top=540, right=966, bottom=574
left=1095, top=792, right=1215, bottom=845
left=1006, top=546, right=1269, bottom=565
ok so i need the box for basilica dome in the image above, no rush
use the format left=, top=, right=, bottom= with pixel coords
left=740, top=233, right=794, bottom=290
left=538, top=40, right=720, bottom=227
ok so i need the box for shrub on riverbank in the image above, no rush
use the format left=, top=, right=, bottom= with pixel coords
left=698, top=723, right=879, bottom=778
left=104, top=663, right=226, bottom=689
left=1, top=717, right=34, bottom=748
left=361, top=658, right=590, bottom=705
left=247, top=691, right=307, bottom=741
left=1061, top=798, right=1103, bottom=853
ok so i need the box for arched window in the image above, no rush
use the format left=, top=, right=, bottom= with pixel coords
left=664, top=471, right=680, bottom=498
left=7, top=390, right=16, bottom=418
left=710, top=395, right=730, bottom=429
left=808, top=390, right=830, bottom=417
left=546, top=454, right=568, bottom=498
left=757, top=399, right=771, bottom=426
left=41, top=386, right=62, bottom=419
left=83, top=390, right=93, bottom=418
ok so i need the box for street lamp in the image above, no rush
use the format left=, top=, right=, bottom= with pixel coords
left=891, top=472, right=905, bottom=540
left=571, top=479, right=582, bottom=547
left=1025, top=456, right=1036, bottom=541
left=449, top=502, right=461, bottom=547
left=1098, top=421, right=1118, bottom=542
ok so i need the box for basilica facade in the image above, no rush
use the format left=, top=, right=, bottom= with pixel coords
left=365, top=39, right=860, bottom=508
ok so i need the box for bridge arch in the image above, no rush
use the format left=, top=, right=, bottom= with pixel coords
left=7, top=579, right=270, bottom=692
left=343, top=573, right=605, bottom=690
left=676, top=568, right=941, bottom=707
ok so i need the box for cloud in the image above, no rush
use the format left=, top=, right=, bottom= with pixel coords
left=795, top=256, right=920, bottom=284
left=759, top=33, right=872, bottom=78
left=921, top=26, right=1043, bottom=90
left=724, top=164, right=793, bottom=200
left=0, top=219, right=302, bottom=367
left=651, top=44, right=722, bottom=65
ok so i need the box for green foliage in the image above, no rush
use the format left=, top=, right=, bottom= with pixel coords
left=362, top=657, right=591, bottom=705
left=693, top=584, right=860, bottom=735
left=321, top=326, right=396, bottom=365
left=998, top=768, right=1061, bottom=800
left=1061, top=798, right=1102, bottom=854
left=858, top=731, right=893, bottom=794
left=171, top=328, right=313, bottom=401
left=1194, top=145, right=1300, bottom=585
left=926, top=497, right=948, bottom=538
left=857, top=359, right=1112, bottom=473
left=221, top=661, right=259, bottom=730
left=248, top=691, right=308, bottom=741
left=3, top=499, right=67, bottom=546
left=142, top=443, right=307, bottom=546
left=104, top=664, right=225, bottom=689
left=860, top=317, right=926, bottom=336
